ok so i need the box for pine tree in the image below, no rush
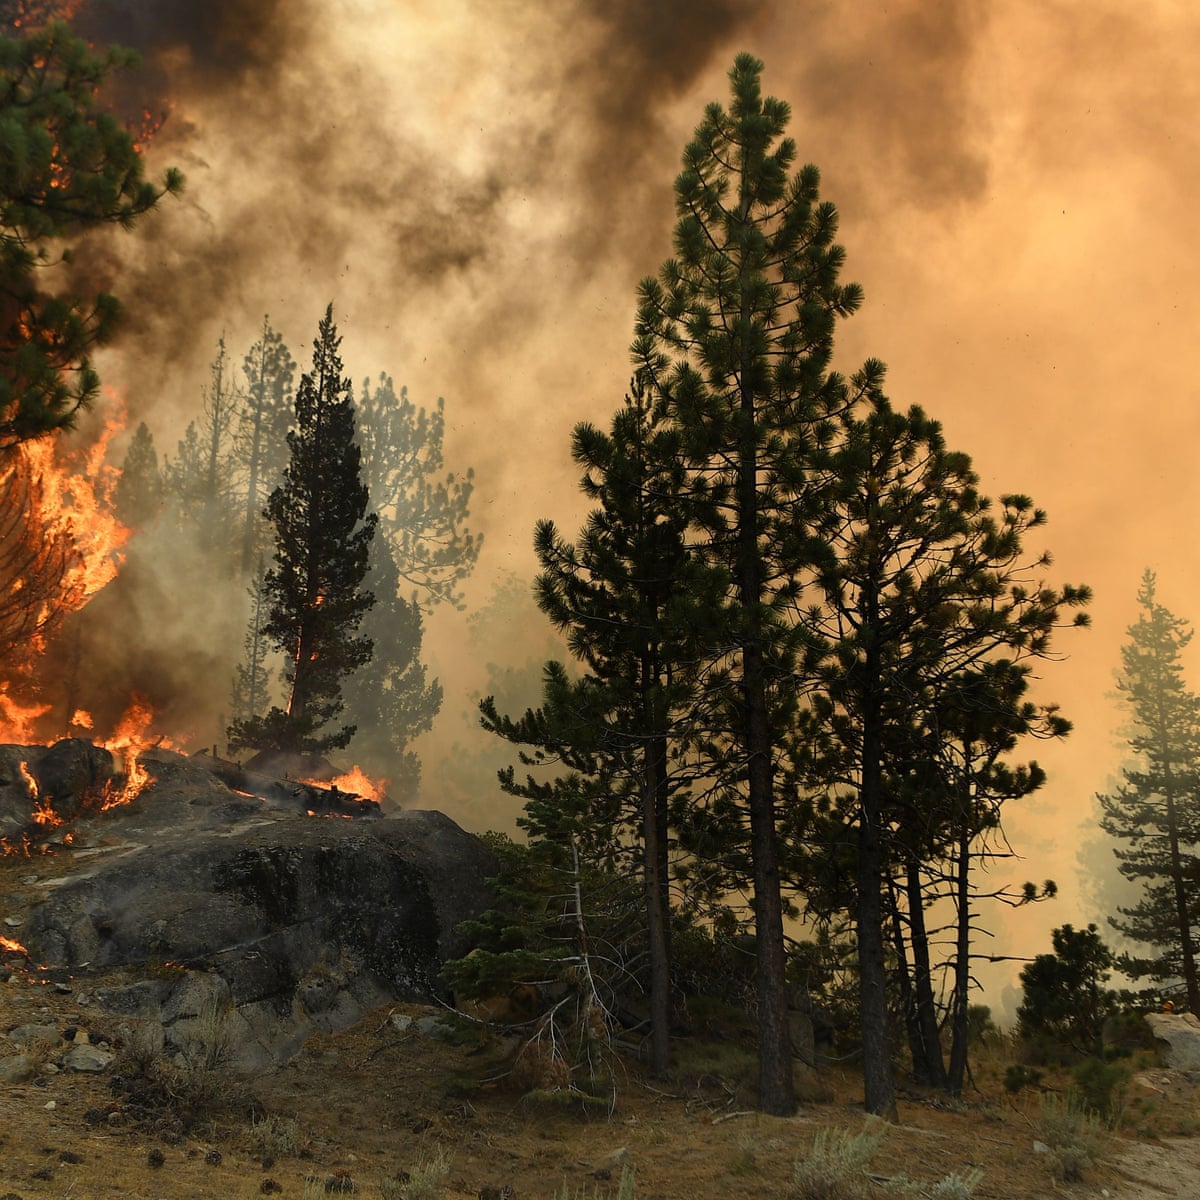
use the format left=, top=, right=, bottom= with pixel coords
left=340, top=538, right=442, bottom=800
left=113, top=421, right=163, bottom=528
left=631, top=53, right=867, bottom=1115
left=504, top=378, right=720, bottom=1074
left=356, top=373, right=480, bottom=610
left=0, top=21, right=181, bottom=445
left=227, top=305, right=377, bottom=757
left=230, top=556, right=273, bottom=730
left=236, top=316, right=295, bottom=576
left=1098, top=570, right=1200, bottom=1012
left=806, top=399, right=1087, bottom=1105
left=198, top=336, right=241, bottom=565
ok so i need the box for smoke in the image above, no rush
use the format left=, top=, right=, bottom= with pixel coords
left=785, top=0, right=992, bottom=211
left=10, top=3, right=1199, bottom=1033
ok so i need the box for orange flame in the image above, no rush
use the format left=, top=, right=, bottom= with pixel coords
left=0, top=934, right=28, bottom=955
left=298, top=764, right=387, bottom=804
left=0, top=686, right=52, bottom=743
left=0, top=399, right=132, bottom=744
left=97, top=695, right=174, bottom=810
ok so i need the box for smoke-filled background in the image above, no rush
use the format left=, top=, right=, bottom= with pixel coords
left=44, top=0, right=1200, bottom=1020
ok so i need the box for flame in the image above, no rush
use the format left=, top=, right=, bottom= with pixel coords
left=0, top=686, right=51, bottom=743
left=17, top=758, right=62, bottom=827
left=69, top=708, right=94, bottom=731
left=0, top=399, right=131, bottom=744
left=0, top=934, right=28, bottom=955
left=97, top=695, right=174, bottom=810
left=298, top=764, right=387, bottom=804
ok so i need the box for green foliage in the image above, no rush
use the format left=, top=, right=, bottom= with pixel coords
left=1018, top=924, right=1118, bottom=1060
left=357, top=373, right=480, bottom=610
left=0, top=20, right=181, bottom=444
left=340, top=538, right=442, bottom=799
left=228, top=305, right=377, bottom=756
left=236, top=315, right=296, bottom=574
left=1003, top=1064, right=1042, bottom=1094
left=1071, top=1055, right=1129, bottom=1125
left=1098, top=570, right=1200, bottom=1008
left=444, top=834, right=638, bottom=1103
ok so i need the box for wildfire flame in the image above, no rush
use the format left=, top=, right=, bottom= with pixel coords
left=97, top=695, right=178, bottom=810
left=298, top=764, right=387, bottom=805
left=17, top=758, right=63, bottom=827
left=0, top=399, right=132, bottom=744
left=0, top=686, right=51, bottom=743
left=0, top=934, right=28, bottom=955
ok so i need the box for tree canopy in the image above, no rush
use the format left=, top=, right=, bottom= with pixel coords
left=0, top=20, right=181, bottom=445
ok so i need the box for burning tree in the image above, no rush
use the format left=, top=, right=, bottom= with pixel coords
left=0, top=447, right=76, bottom=672
left=228, top=306, right=377, bottom=758
left=0, top=19, right=181, bottom=445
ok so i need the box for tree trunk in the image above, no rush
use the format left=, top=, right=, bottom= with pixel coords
left=887, top=879, right=926, bottom=1084
left=946, top=825, right=973, bottom=1093
left=906, top=856, right=949, bottom=1090
left=746, top=642, right=795, bottom=1114
left=858, top=705, right=898, bottom=1120
left=642, top=672, right=671, bottom=1075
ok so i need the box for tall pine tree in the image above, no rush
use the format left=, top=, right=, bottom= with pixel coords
left=228, top=305, right=377, bottom=758
left=632, top=53, right=866, bottom=1115
left=1098, top=570, right=1200, bottom=1012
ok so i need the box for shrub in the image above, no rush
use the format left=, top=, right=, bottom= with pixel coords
left=1003, top=1064, right=1043, bottom=1093
left=381, top=1144, right=453, bottom=1200
left=1072, top=1056, right=1129, bottom=1125
left=1037, top=1091, right=1103, bottom=1182
left=789, top=1120, right=887, bottom=1200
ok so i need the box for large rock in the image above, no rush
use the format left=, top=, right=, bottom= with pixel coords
left=1145, top=1012, right=1200, bottom=1074
left=14, top=750, right=496, bottom=1069
left=0, top=740, right=115, bottom=835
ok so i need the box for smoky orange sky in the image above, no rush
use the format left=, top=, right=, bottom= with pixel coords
left=56, top=0, right=1200, bottom=1020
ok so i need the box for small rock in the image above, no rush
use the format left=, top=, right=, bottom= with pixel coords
left=0, top=1055, right=33, bottom=1084
left=83, top=1108, right=106, bottom=1126
left=72, top=1030, right=89, bottom=1045
left=147, top=1147, right=165, bottom=1169
left=53, top=982, right=71, bottom=995
left=4, top=916, right=22, bottom=927
left=204, top=1149, right=223, bottom=1166
left=62, top=1045, right=113, bottom=1073
left=593, top=1147, right=629, bottom=1172
left=7, top=1023, right=59, bottom=1046
left=1033, top=1140, right=1050, bottom=1154
left=43, top=1101, right=55, bottom=1111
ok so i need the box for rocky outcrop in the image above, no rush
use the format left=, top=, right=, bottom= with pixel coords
left=6, top=746, right=496, bottom=1070
left=1145, top=1011, right=1200, bottom=1076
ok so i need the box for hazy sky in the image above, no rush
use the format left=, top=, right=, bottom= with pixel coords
left=56, top=0, right=1200, bottom=1016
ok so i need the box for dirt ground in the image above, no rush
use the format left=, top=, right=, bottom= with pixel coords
left=4, top=851, right=1200, bottom=1200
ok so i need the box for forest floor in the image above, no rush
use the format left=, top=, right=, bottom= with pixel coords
left=3, top=849, right=1200, bottom=1200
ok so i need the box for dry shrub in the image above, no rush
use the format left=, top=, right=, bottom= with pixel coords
left=789, top=1120, right=886, bottom=1200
